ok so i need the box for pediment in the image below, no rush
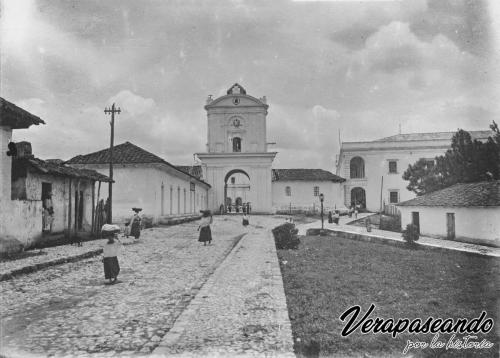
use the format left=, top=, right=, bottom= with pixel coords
left=206, top=95, right=266, bottom=108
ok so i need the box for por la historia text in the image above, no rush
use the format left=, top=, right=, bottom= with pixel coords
left=339, top=304, right=494, bottom=339
left=402, top=333, right=493, bottom=354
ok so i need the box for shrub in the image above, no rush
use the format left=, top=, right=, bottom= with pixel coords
left=272, top=223, right=300, bottom=250
left=402, top=223, right=419, bottom=245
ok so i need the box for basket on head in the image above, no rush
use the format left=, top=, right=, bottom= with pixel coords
left=200, top=210, right=211, bottom=217
left=101, top=224, right=121, bottom=237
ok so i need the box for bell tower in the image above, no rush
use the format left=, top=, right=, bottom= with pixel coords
left=196, top=84, right=277, bottom=213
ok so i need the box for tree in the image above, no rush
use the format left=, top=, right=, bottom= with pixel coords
left=403, top=125, right=500, bottom=196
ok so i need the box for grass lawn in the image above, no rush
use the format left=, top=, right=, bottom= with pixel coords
left=277, top=235, right=499, bottom=357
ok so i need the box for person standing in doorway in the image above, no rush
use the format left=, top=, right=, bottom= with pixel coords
left=42, top=191, right=54, bottom=232
left=198, top=210, right=213, bottom=246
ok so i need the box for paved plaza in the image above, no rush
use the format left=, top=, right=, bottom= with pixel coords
left=0, top=216, right=293, bottom=358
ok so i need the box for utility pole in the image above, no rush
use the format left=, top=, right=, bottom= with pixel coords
left=104, top=103, right=121, bottom=224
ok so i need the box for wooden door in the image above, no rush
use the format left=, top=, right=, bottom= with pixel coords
left=446, top=213, right=455, bottom=239
left=412, top=212, right=420, bottom=234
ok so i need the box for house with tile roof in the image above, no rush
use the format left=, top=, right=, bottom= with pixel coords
left=336, top=130, right=493, bottom=212
left=1, top=99, right=46, bottom=252
left=10, top=142, right=112, bottom=248
left=397, top=181, right=500, bottom=246
left=67, top=142, right=210, bottom=223
left=1, top=98, right=114, bottom=252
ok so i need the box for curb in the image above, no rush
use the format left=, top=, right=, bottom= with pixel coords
left=0, top=249, right=103, bottom=282
left=307, top=228, right=500, bottom=258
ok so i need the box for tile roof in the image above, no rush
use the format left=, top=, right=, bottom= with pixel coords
left=272, top=169, right=345, bottom=182
left=0, top=97, right=45, bottom=129
left=375, top=131, right=492, bottom=142
left=16, top=157, right=112, bottom=182
left=176, top=165, right=203, bottom=179
left=67, top=142, right=210, bottom=187
left=397, top=181, right=500, bottom=207
left=66, top=142, right=166, bottom=165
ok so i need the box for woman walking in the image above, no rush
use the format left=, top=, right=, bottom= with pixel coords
left=242, top=213, right=249, bottom=227
left=129, top=208, right=142, bottom=239
left=102, top=224, right=122, bottom=284
left=198, top=210, right=213, bottom=246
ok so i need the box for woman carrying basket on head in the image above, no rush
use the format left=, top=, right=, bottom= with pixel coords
left=101, top=224, right=122, bottom=284
left=198, top=210, right=213, bottom=246
left=129, top=208, right=142, bottom=239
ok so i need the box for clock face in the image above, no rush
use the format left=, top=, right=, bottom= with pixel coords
left=232, top=97, right=240, bottom=105
left=232, top=118, right=241, bottom=127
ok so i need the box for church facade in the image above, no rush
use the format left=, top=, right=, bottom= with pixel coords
left=196, top=84, right=278, bottom=213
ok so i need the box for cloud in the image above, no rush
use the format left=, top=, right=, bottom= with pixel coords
left=269, top=104, right=341, bottom=169
left=107, top=90, right=156, bottom=116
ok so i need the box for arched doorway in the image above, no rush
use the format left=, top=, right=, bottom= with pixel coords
left=224, top=169, right=250, bottom=214
left=351, top=187, right=366, bottom=209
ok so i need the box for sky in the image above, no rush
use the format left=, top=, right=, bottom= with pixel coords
left=1, top=0, right=500, bottom=170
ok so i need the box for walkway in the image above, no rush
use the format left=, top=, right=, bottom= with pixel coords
left=297, top=214, right=500, bottom=258
left=153, top=216, right=295, bottom=357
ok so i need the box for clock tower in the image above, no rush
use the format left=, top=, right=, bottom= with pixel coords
left=196, top=84, right=277, bottom=213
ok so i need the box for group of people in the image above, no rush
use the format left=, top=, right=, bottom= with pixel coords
left=328, top=210, right=340, bottom=224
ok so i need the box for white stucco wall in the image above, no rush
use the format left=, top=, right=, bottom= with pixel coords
left=206, top=96, right=268, bottom=153
left=22, top=173, right=94, bottom=233
left=68, top=163, right=209, bottom=224
left=3, top=163, right=95, bottom=249
left=399, top=206, right=500, bottom=245
left=337, top=146, right=449, bottom=211
left=0, top=127, right=13, bottom=208
left=272, top=181, right=344, bottom=212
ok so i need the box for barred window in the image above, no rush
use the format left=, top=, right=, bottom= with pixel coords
left=314, top=186, right=319, bottom=196
left=389, top=190, right=399, bottom=204
left=285, top=186, right=291, bottom=196
left=388, top=160, right=397, bottom=174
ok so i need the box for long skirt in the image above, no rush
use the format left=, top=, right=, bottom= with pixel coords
left=198, top=226, right=212, bottom=243
left=131, top=222, right=141, bottom=239
left=103, top=256, right=120, bottom=279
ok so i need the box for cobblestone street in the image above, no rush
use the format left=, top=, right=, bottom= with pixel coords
left=0, top=216, right=269, bottom=357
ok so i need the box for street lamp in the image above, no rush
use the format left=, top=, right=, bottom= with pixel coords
left=319, top=193, right=324, bottom=230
